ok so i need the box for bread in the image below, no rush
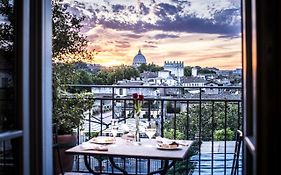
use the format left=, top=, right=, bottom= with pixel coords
left=159, top=141, right=179, bottom=149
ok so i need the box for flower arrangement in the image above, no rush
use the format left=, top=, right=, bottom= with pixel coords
left=132, top=93, right=144, bottom=142
left=133, top=93, right=144, bottom=115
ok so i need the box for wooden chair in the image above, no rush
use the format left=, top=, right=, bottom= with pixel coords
left=231, top=130, right=243, bottom=175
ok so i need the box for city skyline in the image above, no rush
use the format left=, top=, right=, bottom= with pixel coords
left=63, top=0, right=242, bottom=70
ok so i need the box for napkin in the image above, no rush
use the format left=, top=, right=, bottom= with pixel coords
left=155, top=137, right=189, bottom=146
left=122, top=132, right=135, bottom=141
left=81, top=143, right=108, bottom=151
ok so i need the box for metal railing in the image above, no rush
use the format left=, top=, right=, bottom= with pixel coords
left=64, top=85, right=243, bottom=175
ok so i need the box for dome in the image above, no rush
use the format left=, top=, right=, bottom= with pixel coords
left=132, top=49, right=147, bottom=67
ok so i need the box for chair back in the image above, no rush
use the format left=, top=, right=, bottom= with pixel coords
left=231, top=130, right=243, bottom=175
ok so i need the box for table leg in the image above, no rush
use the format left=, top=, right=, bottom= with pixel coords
left=109, top=157, right=128, bottom=175
left=83, top=155, right=100, bottom=175
left=148, top=160, right=176, bottom=175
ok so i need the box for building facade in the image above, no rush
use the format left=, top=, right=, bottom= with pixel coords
left=163, top=61, right=184, bottom=77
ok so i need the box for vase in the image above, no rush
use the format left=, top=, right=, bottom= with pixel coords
left=135, top=114, right=140, bottom=143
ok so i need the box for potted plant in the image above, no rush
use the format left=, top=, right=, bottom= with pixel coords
left=52, top=62, right=94, bottom=174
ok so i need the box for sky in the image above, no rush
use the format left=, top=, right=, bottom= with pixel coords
left=63, top=0, right=242, bottom=70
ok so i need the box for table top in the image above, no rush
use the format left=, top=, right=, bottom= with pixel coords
left=66, top=137, right=194, bottom=160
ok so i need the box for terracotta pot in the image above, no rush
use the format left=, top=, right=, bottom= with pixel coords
left=53, top=134, right=77, bottom=175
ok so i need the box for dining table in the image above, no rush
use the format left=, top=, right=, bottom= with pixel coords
left=65, top=136, right=194, bottom=175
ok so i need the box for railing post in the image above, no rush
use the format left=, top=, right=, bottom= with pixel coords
left=199, top=87, right=202, bottom=175
left=211, top=101, right=215, bottom=175
left=88, top=108, right=91, bottom=141
left=161, top=100, right=164, bottom=137
left=186, top=101, right=189, bottom=140
left=124, top=99, right=126, bottom=123
left=112, top=87, right=115, bottom=120
left=100, top=99, right=103, bottom=136
left=224, top=101, right=227, bottom=175
left=173, top=100, right=177, bottom=139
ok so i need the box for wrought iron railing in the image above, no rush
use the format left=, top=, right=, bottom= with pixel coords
left=64, top=85, right=243, bottom=175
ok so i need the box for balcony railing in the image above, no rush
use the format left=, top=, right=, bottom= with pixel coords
left=61, top=85, right=243, bottom=175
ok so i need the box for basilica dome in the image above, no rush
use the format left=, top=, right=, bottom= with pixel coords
left=132, top=49, right=147, bottom=67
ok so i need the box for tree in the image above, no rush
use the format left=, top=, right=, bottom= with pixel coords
left=52, top=0, right=95, bottom=134
left=52, top=0, right=87, bottom=56
left=184, top=66, right=192, bottom=76
left=0, top=0, right=14, bottom=52
left=197, top=68, right=216, bottom=74
left=137, top=63, right=163, bottom=73
left=91, top=65, right=140, bottom=85
left=163, top=102, right=241, bottom=141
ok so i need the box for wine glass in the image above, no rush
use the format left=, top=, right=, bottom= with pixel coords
left=111, top=119, right=119, bottom=140
left=145, top=120, right=157, bottom=141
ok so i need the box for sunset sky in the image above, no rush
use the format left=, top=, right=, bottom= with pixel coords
left=63, top=0, right=241, bottom=70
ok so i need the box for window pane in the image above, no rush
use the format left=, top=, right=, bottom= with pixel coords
left=0, top=0, right=18, bottom=174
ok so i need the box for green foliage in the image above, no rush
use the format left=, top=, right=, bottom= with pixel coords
left=52, top=0, right=87, bottom=56
left=91, top=65, right=140, bottom=85
left=164, top=102, right=241, bottom=174
left=84, top=131, right=99, bottom=140
left=198, top=68, right=216, bottom=74
left=166, top=101, right=180, bottom=113
left=184, top=66, right=192, bottom=76
left=164, top=102, right=241, bottom=141
left=0, top=0, right=14, bottom=52
left=164, top=128, right=185, bottom=140
left=52, top=0, right=95, bottom=134
left=137, top=63, right=163, bottom=73
left=214, top=128, right=235, bottom=141
left=53, top=92, right=94, bottom=134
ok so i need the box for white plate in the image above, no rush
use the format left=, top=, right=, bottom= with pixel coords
left=156, top=145, right=182, bottom=150
left=89, top=137, right=115, bottom=144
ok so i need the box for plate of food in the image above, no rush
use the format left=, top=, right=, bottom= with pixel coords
left=89, top=136, right=115, bottom=144
left=157, top=141, right=182, bottom=150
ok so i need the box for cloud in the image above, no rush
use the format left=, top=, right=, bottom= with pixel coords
left=122, top=33, right=143, bottom=39
left=139, top=2, right=150, bottom=15
left=115, top=40, right=131, bottom=48
left=153, top=33, right=179, bottom=40
left=112, top=4, right=125, bottom=13
left=86, top=34, right=99, bottom=41
left=65, top=0, right=241, bottom=37
left=95, top=9, right=240, bottom=37
left=142, top=44, right=157, bottom=48
left=145, top=40, right=158, bottom=44
left=154, top=12, right=240, bottom=36
left=157, top=3, right=178, bottom=15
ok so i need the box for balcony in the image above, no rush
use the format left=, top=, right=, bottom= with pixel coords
left=55, top=85, right=242, bottom=175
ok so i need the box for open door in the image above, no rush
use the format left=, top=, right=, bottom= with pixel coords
left=243, top=0, right=281, bottom=174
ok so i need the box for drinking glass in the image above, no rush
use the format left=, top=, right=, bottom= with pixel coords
left=145, top=120, right=157, bottom=141
left=111, top=119, right=119, bottom=139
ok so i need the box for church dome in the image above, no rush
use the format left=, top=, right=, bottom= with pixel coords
left=132, top=49, right=147, bottom=67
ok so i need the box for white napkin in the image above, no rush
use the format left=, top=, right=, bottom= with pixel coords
left=81, top=143, right=108, bottom=151
left=155, top=137, right=189, bottom=146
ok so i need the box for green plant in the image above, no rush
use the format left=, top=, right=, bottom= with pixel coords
left=166, top=101, right=180, bottom=113
left=52, top=0, right=96, bottom=134
left=164, top=128, right=185, bottom=140
left=53, top=91, right=94, bottom=134
left=84, top=131, right=99, bottom=140
left=214, top=128, right=235, bottom=141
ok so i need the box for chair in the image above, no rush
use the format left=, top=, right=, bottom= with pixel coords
left=53, top=124, right=64, bottom=175
left=231, top=130, right=243, bottom=175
